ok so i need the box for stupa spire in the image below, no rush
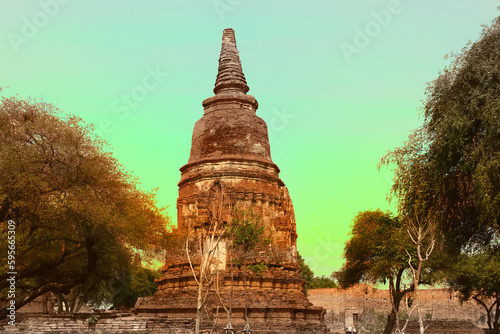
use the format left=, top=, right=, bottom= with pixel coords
left=213, top=28, right=250, bottom=94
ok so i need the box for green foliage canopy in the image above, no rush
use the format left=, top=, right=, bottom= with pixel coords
left=334, top=210, right=408, bottom=288
left=297, top=253, right=314, bottom=287
left=104, top=265, right=161, bottom=310
left=0, top=97, right=170, bottom=316
left=334, top=210, right=423, bottom=334
left=447, top=249, right=500, bottom=333
left=297, top=253, right=337, bottom=292
left=308, top=276, right=337, bottom=289
left=380, top=17, right=500, bottom=251
left=228, top=208, right=268, bottom=256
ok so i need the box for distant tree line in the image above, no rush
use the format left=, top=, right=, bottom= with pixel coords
left=298, top=253, right=337, bottom=293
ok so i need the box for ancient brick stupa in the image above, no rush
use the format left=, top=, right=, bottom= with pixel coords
left=135, top=28, right=325, bottom=332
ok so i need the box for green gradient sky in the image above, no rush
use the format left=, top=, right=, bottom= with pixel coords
left=2, top=0, right=499, bottom=276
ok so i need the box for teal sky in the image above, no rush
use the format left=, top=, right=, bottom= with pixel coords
left=2, top=0, right=499, bottom=276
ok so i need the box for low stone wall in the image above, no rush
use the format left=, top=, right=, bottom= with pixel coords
left=0, top=313, right=193, bottom=334
left=308, top=285, right=485, bottom=323
left=404, top=319, right=484, bottom=334
left=307, top=285, right=489, bottom=333
left=0, top=312, right=328, bottom=334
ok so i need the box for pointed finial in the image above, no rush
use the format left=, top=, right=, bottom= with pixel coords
left=213, top=28, right=250, bottom=95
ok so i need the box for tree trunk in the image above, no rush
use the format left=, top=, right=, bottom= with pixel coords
left=417, top=307, right=425, bottom=334
left=494, top=297, right=499, bottom=334
left=55, top=292, right=65, bottom=314
left=195, top=277, right=203, bottom=334
left=414, top=275, right=426, bottom=334
left=406, top=216, right=435, bottom=334
left=69, top=294, right=78, bottom=314
left=75, top=299, right=85, bottom=313
left=0, top=198, right=10, bottom=222
left=387, top=276, right=403, bottom=334
left=383, top=309, right=397, bottom=334
left=227, top=247, right=234, bottom=329
left=0, top=241, right=97, bottom=319
left=243, top=258, right=249, bottom=326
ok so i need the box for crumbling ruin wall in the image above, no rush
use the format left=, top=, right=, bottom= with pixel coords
left=308, top=285, right=489, bottom=332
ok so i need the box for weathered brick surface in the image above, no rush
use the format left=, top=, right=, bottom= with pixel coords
left=0, top=312, right=328, bottom=333
left=0, top=313, right=194, bottom=334
left=134, top=28, right=326, bottom=332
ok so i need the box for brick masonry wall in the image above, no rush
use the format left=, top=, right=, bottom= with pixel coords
left=1, top=313, right=194, bottom=334
left=307, top=285, right=490, bottom=332
left=0, top=312, right=328, bottom=334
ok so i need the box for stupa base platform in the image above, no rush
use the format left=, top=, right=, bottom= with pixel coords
left=133, top=306, right=327, bottom=333
left=134, top=282, right=327, bottom=333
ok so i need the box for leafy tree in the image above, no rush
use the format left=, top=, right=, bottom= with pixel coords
left=124, top=266, right=161, bottom=309
left=297, top=253, right=337, bottom=293
left=182, top=181, right=266, bottom=334
left=106, top=264, right=161, bottom=309
left=297, top=253, right=314, bottom=294
left=308, top=276, right=337, bottom=289
left=230, top=208, right=267, bottom=254
left=228, top=207, right=269, bottom=332
left=0, top=97, right=170, bottom=318
left=185, top=181, right=228, bottom=334
left=446, top=249, right=500, bottom=334
left=378, top=18, right=500, bottom=333
left=402, top=215, right=436, bottom=334
left=185, top=201, right=270, bottom=334
left=380, top=16, right=500, bottom=252
left=334, top=210, right=420, bottom=334
left=52, top=260, right=161, bottom=312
